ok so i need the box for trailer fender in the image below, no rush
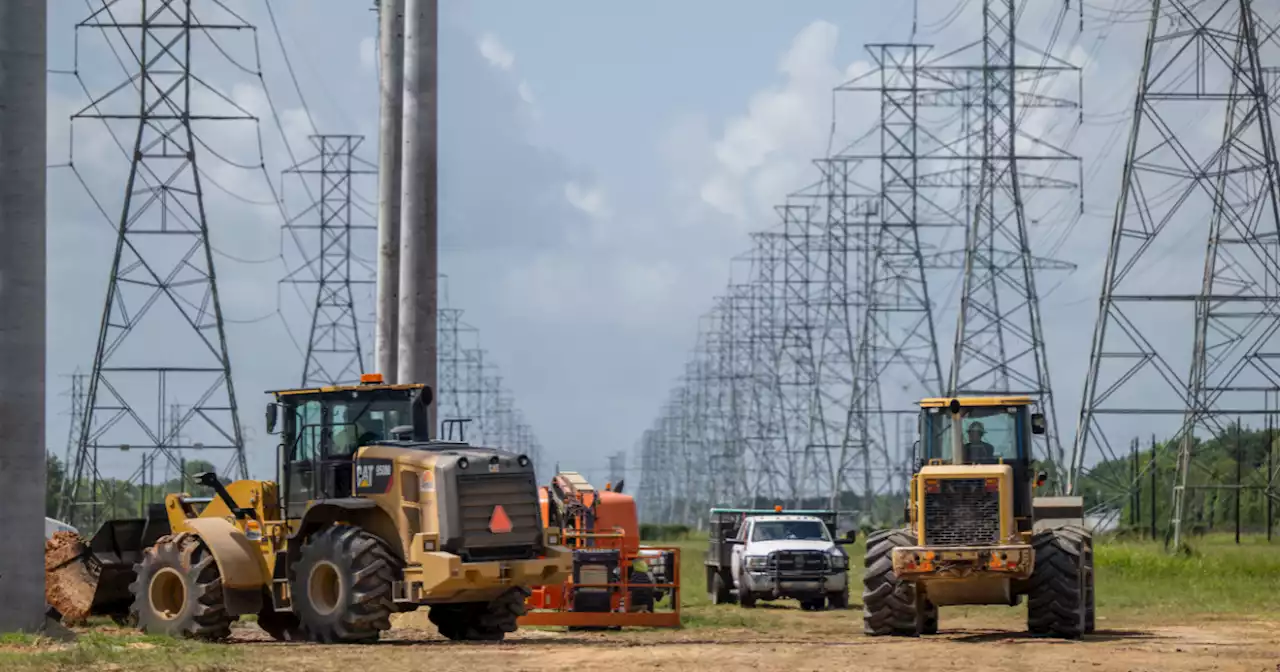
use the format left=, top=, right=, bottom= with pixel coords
left=184, top=517, right=268, bottom=616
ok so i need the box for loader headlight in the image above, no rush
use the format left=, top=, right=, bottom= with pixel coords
left=745, top=555, right=768, bottom=570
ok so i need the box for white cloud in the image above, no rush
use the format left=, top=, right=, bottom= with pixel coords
left=518, top=81, right=536, bottom=106
left=564, top=181, right=610, bottom=221
left=477, top=32, right=515, bottom=71
left=691, top=21, right=871, bottom=227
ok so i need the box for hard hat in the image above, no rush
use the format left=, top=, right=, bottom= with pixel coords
left=631, top=558, right=649, bottom=573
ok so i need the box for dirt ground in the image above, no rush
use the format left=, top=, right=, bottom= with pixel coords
left=220, top=608, right=1280, bottom=672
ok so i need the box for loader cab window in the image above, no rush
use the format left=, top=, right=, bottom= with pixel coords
left=923, top=405, right=1024, bottom=464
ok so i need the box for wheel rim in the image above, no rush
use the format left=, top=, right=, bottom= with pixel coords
left=149, top=568, right=187, bottom=620
left=308, top=561, right=343, bottom=616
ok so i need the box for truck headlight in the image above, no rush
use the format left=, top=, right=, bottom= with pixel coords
left=828, top=549, right=848, bottom=570
left=745, top=555, right=768, bottom=570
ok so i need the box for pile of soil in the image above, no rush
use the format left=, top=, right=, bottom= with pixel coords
left=45, top=531, right=97, bottom=624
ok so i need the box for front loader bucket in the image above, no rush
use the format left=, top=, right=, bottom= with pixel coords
left=44, top=505, right=172, bottom=623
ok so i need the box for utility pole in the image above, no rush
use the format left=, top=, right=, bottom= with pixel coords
left=376, top=0, right=405, bottom=383
left=0, top=0, right=48, bottom=633
left=397, top=0, right=438, bottom=437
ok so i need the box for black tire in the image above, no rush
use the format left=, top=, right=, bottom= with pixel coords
left=1053, top=525, right=1095, bottom=634
left=429, top=587, right=530, bottom=641
left=918, top=592, right=939, bottom=635
left=739, top=588, right=757, bottom=608
left=109, top=612, right=138, bottom=628
left=129, top=533, right=235, bottom=641
left=1027, top=527, right=1088, bottom=639
left=827, top=587, right=849, bottom=610
left=290, top=525, right=398, bottom=644
left=800, top=597, right=824, bottom=611
left=709, top=570, right=733, bottom=605
left=862, top=528, right=924, bottom=637
left=257, top=608, right=304, bottom=641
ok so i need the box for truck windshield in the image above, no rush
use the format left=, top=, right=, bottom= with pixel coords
left=751, top=520, right=830, bottom=542
left=924, top=406, right=1021, bottom=463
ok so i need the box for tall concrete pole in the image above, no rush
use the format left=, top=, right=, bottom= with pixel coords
left=0, top=0, right=48, bottom=633
left=398, top=0, right=438, bottom=435
left=375, top=0, right=405, bottom=383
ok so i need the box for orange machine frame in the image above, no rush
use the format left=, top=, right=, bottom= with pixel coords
left=519, top=475, right=682, bottom=628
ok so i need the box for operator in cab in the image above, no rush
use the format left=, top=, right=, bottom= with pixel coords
left=963, top=421, right=996, bottom=461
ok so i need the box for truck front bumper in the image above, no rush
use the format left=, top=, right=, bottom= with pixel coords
left=397, top=544, right=572, bottom=603
left=742, top=570, right=846, bottom=598
left=891, top=544, right=1033, bottom=581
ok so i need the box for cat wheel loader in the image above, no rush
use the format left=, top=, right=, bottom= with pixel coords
left=862, top=396, right=1095, bottom=639
left=45, top=375, right=571, bottom=643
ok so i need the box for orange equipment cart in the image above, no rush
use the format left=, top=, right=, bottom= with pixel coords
left=520, top=472, right=681, bottom=628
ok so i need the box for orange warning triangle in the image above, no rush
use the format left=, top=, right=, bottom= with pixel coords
left=488, top=505, right=513, bottom=534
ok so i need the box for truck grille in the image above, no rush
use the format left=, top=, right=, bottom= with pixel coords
left=923, top=478, right=1000, bottom=546
left=768, top=550, right=829, bottom=573
left=455, top=472, right=542, bottom=561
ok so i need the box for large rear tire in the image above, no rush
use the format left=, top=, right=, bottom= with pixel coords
left=129, top=533, right=235, bottom=641
left=429, top=587, right=530, bottom=641
left=291, top=525, right=398, bottom=644
left=1027, top=527, right=1088, bottom=639
left=862, top=528, right=924, bottom=637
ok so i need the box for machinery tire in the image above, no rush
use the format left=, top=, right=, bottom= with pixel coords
left=862, top=528, right=924, bottom=637
left=257, top=607, right=304, bottom=641
left=291, top=524, right=398, bottom=644
left=429, top=587, right=530, bottom=641
left=827, top=587, right=849, bottom=610
left=709, top=570, right=733, bottom=605
left=1027, top=527, right=1087, bottom=639
left=1050, top=525, right=1094, bottom=634
left=129, top=533, right=235, bottom=641
left=918, top=592, right=939, bottom=635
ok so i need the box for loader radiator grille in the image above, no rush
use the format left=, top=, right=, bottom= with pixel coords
left=455, top=473, right=542, bottom=561
left=923, top=478, right=1000, bottom=546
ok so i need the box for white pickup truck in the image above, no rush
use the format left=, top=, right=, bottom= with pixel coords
left=705, top=508, right=855, bottom=611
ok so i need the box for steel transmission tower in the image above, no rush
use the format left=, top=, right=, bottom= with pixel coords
left=943, top=0, right=1081, bottom=479
left=1071, top=1, right=1280, bottom=547
left=283, top=134, right=377, bottom=386
left=67, top=0, right=250, bottom=529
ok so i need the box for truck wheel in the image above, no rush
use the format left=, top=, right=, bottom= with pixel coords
left=800, top=597, right=824, bottom=611
left=827, top=587, right=849, bottom=610
left=129, top=533, right=235, bottom=641
left=1027, top=528, right=1088, bottom=639
left=739, top=590, right=757, bottom=608
left=291, top=525, right=398, bottom=643
left=429, top=587, right=530, bottom=641
left=709, top=571, right=733, bottom=605
left=862, top=528, right=923, bottom=637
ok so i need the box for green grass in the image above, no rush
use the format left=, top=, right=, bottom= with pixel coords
left=0, top=631, right=241, bottom=672
left=656, top=531, right=1280, bottom=629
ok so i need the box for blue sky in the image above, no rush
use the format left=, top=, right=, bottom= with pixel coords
left=45, top=0, right=1235, bottom=491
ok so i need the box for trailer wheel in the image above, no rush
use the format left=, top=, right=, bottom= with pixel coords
left=429, top=587, right=530, bottom=641
left=129, top=533, right=235, bottom=641
left=291, top=524, right=398, bottom=643
left=862, top=528, right=924, bottom=636
left=1027, top=527, right=1088, bottom=639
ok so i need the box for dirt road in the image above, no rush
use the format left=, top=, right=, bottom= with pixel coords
left=226, top=609, right=1280, bottom=672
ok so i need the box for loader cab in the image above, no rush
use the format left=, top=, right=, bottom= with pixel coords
left=917, top=397, right=1046, bottom=520
left=265, top=374, right=430, bottom=518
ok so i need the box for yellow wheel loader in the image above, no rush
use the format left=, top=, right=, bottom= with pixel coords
left=45, top=375, right=571, bottom=643
left=862, top=396, right=1094, bottom=639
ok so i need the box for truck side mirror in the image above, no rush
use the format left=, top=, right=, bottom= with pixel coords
left=265, top=403, right=278, bottom=435
left=837, top=530, right=857, bottom=545
left=1031, top=413, right=1046, bottom=435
